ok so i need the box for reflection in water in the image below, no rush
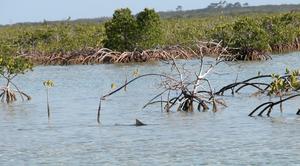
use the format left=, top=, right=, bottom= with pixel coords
left=0, top=52, right=300, bottom=165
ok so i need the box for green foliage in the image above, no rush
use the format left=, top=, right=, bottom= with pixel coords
left=136, top=8, right=163, bottom=49
left=269, top=69, right=300, bottom=96
left=0, top=10, right=300, bottom=60
left=269, top=74, right=286, bottom=96
left=209, top=22, right=234, bottom=46
left=285, top=69, right=300, bottom=90
left=231, top=17, right=270, bottom=54
left=0, top=22, right=105, bottom=55
left=162, top=18, right=212, bottom=46
left=103, top=8, right=163, bottom=51
left=0, top=43, right=32, bottom=79
left=262, top=13, right=299, bottom=49
left=209, top=12, right=300, bottom=57
left=103, top=8, right=137, bottom=51
left=43, top=80, right=54, bottom=88
left=0, top=45, right=33, bottom=103
left=210, top=17, right=271, bottom=57
left=0, top=55, right=33, bottom=78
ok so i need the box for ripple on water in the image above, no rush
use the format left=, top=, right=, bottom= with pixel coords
left=1, top=52, right=300, bottom=165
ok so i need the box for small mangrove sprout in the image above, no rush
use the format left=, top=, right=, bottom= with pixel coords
left=43, top=80, right=54, bottom=119
left=0, top=55, right=33, bottom=103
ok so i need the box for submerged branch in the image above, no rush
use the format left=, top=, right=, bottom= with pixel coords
left=249, top=94, right=300, bottom=117
left=216, top=74, right=272, bottom=95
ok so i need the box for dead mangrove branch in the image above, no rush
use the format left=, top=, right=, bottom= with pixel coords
left=97, top=53, right=227, bottom=123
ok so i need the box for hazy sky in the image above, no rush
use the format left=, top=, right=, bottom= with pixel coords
left=1, top=0, right=299, bottom=25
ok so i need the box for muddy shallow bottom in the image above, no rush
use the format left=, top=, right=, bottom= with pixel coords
left=1, top=52, right=300, bottom=165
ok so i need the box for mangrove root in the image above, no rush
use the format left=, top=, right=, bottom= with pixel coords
left=19, top=40, right=264, bottom=65
left=249, top=94, right=300, bottom=117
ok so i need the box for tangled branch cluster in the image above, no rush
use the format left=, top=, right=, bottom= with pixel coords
left=97, top=52, right=227, bottom=123
left=21, top=41, right=251, bottom=65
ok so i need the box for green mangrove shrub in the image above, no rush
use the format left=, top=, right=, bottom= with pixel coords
left=269, top=69, right=300, bottom=96
left=103, top=8, right=137, bottom=51
left=1, top=11, right=300, bottom=62
left=262, top=14, right=299, bottom=52
left=1, top=22, right=105, bottom=55
left=230, top=17, right=270, bottom=59
left=0, top=52, right=33, bottom=103
left=210, top=17, right=271, bottom=60
left=136, top=8, right=163, bottom=49
left=209, top=22, right=234, bottom=46
left=103, top=8, right=163, bottom=51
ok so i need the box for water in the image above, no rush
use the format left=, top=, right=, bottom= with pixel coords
left=1, top=52, right=300, bottom=165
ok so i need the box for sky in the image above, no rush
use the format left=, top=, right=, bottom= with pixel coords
left=1, top=0, right=299, bottom=25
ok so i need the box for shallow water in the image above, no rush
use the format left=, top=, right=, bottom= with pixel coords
left=1, top=52, right=300, bottom=165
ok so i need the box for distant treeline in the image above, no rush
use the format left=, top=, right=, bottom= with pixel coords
left=206, top=1, right=249, bottom=9
left=0, top=4, right=300, bottom=64
left=1, top=3, right=300, bottom=26
left=159, top=3, right=300, bottom=18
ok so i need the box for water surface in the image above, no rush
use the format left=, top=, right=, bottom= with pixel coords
left=1, top=52, right=300, bottom=165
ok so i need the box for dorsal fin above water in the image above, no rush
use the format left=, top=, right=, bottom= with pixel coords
left=136, top=119, right=146, bottom=126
